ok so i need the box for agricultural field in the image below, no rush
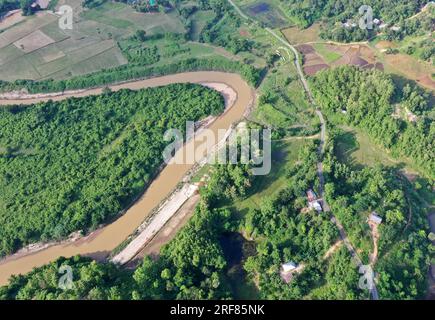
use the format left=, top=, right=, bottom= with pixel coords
left=0, top=0, right=188, bottom=81
left=278, top=4, right=435, bottom=90
left=281, top=23, right=321, bottom=44
left=296, top=42, right=383, bottom=76
left=238, top=0, right=289, bottom=28
left=0, top=0, right=433, bottom=303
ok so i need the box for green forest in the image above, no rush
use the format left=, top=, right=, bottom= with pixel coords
left=0, top=83, right=224, bottom=256
left=323, top=131, right=431, bottom=299
left=310, top=66, right=434, bottom=180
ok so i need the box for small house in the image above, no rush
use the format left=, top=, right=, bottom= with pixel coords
left=369, top=212, right=382, bottom=225
left=309, top=201, right=322, bottom=212
left=282, top=261, right=297, bottom=273
left=306, top=189, right=317, bottom=202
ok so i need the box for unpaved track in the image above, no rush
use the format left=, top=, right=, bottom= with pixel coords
left=228, top=0, right=379, bottom=300
left=0, top=71, right=255, bottom=285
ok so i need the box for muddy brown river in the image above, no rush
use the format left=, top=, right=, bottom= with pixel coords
left=0, top=71, right=254, bottom=285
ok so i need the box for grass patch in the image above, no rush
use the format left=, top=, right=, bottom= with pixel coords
left=313, top=43, right=341, bottom=64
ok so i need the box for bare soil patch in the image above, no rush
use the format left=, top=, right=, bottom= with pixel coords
left=239, top=28, right=250, bottom=37
left=304, top=64, right=329, bottom=75
left=297, top=44, right=315, bottom=54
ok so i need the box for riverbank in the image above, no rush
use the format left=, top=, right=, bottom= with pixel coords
left=0, top=71, right=255, bottom=286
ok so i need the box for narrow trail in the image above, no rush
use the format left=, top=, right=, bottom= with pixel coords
left=228, top=0, right=379, bottom=300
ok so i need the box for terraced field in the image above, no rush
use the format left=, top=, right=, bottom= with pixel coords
left=0, top=0, right=185, bottom=81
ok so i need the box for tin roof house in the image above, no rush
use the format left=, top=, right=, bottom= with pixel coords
left=306, top=189, right=322, bottom=212
left=306, top=189, right=317, bottom=202
left=368, top=212, right=382, bottom=225
left=282, top=261, right=297, bottom=273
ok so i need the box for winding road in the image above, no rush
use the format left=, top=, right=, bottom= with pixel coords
left=228, top=0, right=378, bottom=299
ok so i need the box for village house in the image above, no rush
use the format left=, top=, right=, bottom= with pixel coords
left=31, top=0, right=51, bottom=9
left=368, top=212, right=382, bottom=225
left=306, top=189, right=322, bottom=212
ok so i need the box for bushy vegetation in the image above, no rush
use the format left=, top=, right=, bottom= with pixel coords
left=311, top=66, right=434, bottom=179
left=0, top=83, right=224, bottom=256
left=131, top=203, right=233, bottom=300
left=242, top=141, right=350, bottom=299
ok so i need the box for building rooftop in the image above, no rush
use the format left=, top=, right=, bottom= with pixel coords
left=369, top=212, right=382, bottom=224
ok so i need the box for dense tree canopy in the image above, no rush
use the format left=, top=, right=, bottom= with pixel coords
left=280, top=0, right=431, bottom=42
left=0, top=83, right=224, bottom=256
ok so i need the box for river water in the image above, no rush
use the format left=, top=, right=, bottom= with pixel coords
left=0, top=71, right=254, bottom=285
